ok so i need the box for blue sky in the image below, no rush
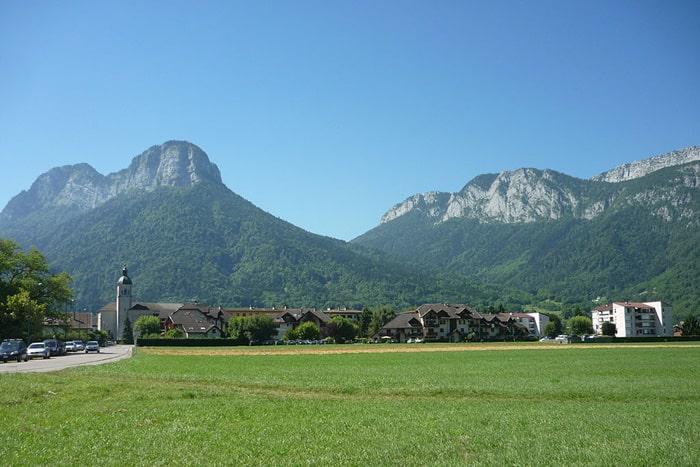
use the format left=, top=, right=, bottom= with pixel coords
left=1, top=0, right=698, bottom=240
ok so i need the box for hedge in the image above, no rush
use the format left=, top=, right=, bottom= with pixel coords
left=585, top=336, right=700, bottom=343
left=137, top=338, right=240, bottom=347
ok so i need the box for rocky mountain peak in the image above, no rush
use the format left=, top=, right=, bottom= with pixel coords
left=592, top=146, right=700, bottom=183
left=111, top=141, right=222, bottom=193
left=0, top=141, right=223, bottom=221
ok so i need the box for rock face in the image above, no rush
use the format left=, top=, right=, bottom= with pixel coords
left=592, top=146, right=700, bottom=183
left=381, top=146, right=698, bottom=226
left=381, top=168, right=604, bottom=225
left=1, top=141, right=222, bottom=221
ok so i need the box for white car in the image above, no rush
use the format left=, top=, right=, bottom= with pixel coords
left=73, top=340, right=85, bottom=351
left=27, top=342, right=50, bottom=359
left=65, top=341, right=76, bottom=352
left=85, top=341, right=100, bottom=353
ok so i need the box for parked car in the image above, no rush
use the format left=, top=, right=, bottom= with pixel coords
left=85, top=341, right=100, bottom=353
left=27, top=342, right=50, bottom=359
left=43, top=339, right=61, bottom=356
left=57, top=340, right=67, bottom=355
left=1, top=339, right=28, bottom=363
left=555, top=334, right=569, bottom=343
left=65, top=341, right=76, bottom=352
left=74, top=340, right=85, bottom=351
left=539, top=336, right=554, bottom=342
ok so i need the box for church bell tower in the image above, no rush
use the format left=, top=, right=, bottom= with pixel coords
left=116, top=266, right=133, bottom=340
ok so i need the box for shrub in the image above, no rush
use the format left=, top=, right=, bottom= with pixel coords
left=326, top=316, right=358, bottom=343
left=286, top=321, right=320, bottom=340
left=601, top=321, right=617, bottom=337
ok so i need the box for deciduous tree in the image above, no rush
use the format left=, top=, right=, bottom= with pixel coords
left=568, top=315, right=593, bottom=336
left=0, top=239, right=72, bottom=341
left=601, top=321, right=617, bottom=337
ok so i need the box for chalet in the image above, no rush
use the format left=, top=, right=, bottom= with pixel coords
left=377, top=304, right=529, bottom=342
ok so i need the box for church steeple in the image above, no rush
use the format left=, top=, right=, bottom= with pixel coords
left=116, top=265, right=133, bottom=340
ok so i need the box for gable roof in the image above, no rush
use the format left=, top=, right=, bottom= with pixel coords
left=382, top=312, right=422, bottom=329
left=415, top=303, right=481, bottom=319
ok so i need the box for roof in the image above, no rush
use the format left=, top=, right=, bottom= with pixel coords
left=382, top=312, right=422, bottom=329
left=182, top=323, right=221, bottom=334
left=593, top=304, right=613, bottom=312
left=97, top=301, right=116, bottom=314
left=300, top=309, right=331, bottom=324
left=415, top=304, right=481, bottom=319
left=613, top=302, right=655, bottom=309
left=129, top=302, right=184, bottom=319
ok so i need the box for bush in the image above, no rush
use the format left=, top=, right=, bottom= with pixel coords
left=285, top=321, right=320, bottom=341
left=227, top=315, right=277, bottom=345
left=134, top=315, right=161, bottom=339
left=326, top=316, right=358, bottom=343
left=567, top=316, right=593, bottom=336
left=601, top=321, right=617, bottom=337
left=163, top=328, right=185, bottom=339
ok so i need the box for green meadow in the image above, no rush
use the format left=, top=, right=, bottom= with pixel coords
left=1, top=343, right=698, bottom=465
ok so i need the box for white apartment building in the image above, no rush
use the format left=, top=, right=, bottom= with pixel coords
left=509, top=312, right=550, bottom=336
left=592, top=301, right=672, bottom=337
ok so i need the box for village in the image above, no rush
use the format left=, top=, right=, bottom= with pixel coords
left=56, top=267, right=674, bottom=344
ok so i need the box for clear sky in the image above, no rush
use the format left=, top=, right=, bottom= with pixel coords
left=1, top=1, right=698, bottom=240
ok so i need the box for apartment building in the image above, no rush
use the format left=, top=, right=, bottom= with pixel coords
left=592, top=301, right=672, bottom=337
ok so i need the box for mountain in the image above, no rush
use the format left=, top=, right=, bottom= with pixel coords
left=1, top=141, right=222, bottom=221
left=0, top=141, right=508, bottom=310
left=354, top=148, right=700, bottom=316
left=592, top=146, right=700, bottom=183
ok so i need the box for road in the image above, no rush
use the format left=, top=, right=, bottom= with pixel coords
left=0, top=345, right=133, bottom=374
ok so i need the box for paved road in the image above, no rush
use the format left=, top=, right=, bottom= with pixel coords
left=0, top=345, right=133, bottom=374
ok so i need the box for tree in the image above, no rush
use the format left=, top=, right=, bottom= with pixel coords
left=359, top=307, right=373, bottom=337
left=286, top=321, right=320, bottom=341
left=543, top=321, right=558, bottom=338
left=680, top=314, right=700, bottom=336
left=134, top=315, right=161, bottom=340
left=601, top=321, right=617, bottom=337
left=122, top=317, right=134, bottom=344
left=228, top=315, right=276, bottom=344
left=326, top=316, right=358, bottom=343
left=568, top=316, right=593, bottom=336
left=0, top=239, right=73, bottom=341
left=163, top=328, right=185, bottom=339
left=368, top=305, right=396, bottom=337
left=542, top=313, right=563, bottom=336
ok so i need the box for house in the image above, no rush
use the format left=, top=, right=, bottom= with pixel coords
left=377, top=304, right=528, bottom=343
left=508, top=312, right=550, bottom=337
left=591, top=301, right=672, bottom=337
left=167, top=307, right=224, bottom=338
left=43, top=312, right=98, bottom=335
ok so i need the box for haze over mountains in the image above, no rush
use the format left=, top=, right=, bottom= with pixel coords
left=1, top=142, right=698, bottom=315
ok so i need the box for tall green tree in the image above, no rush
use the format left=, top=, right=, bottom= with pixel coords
left=326, top=316, right=358, bottom=343
left=285, top=321, right=320, bottom=340
left=368, top=305, right=396, bottom=337
left=568, top=316, right=594, bottom=336
left=228, top=315, right=276, bottom=344
left=680, top=314, right=700, bottom=336
left=0, top=239, right=72, bottom=341
left=134, top=315, right=161, bottom=339
left=601, top=321, right=617, bottom=337
left=122, top=317, right=134, bottom=344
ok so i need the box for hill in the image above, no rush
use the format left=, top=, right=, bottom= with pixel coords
left=0, top=141, right=509, bottom=310
left=354, top=149, right=700, bottom=315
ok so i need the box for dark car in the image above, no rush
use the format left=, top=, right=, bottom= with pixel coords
left=0, top=339, right=28, bottom=363
left=43, top=339, right=61, bottom=356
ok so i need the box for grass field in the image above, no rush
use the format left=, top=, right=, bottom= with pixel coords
left=0, top=343, right=698, bottom=465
